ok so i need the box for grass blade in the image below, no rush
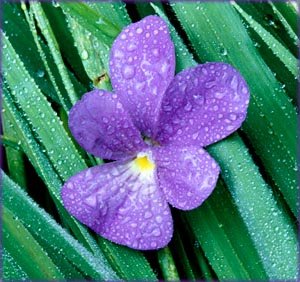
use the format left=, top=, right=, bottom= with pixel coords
left=3, top=205, right=64, bottom=279
left=157, top=247, right=180, bottom=280
left=2, top=248, right=28, bottom=280
left=29, top=1, right=79, bottom=106
left=208, top=134, right=297, bottom=279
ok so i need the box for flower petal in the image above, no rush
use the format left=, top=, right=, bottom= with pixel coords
left=153, top=145, right=219, bottom=210
left=61, top=160, right=173, bottom=250
left=69, top=89, right=147, bottom=160
left=155, top=63, right=250, bottom=146
left=109, top=15, right=175, bottom=138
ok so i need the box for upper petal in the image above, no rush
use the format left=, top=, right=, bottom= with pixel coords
left=155, top=63, right=250, bottom=146
left=153, top=145, right=219, bottom=210
left=61, top=160, right=173, bottom=250
left=109, top=15, right=175, bottom=138
left=69, top=89, right=147, bottom=160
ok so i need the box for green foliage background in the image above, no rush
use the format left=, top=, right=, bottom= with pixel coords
left=2, top=1, right=298, bottom=280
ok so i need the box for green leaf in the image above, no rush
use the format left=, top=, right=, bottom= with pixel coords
left=61, top=1, right=130, bottom=89
left=157, top=247, right=180, bottom=280
left=3, top=34, right=87, bottom=181
left=3, top=205, right=64, bottom=279
left=59, top=2, right=121, bottom=47
left=2, top=248, right=28, bottom=280
left=184, top=179, right=268, bottom=279
left=29, top=1, right=79, bottom=106
left=236, top=2, right=298, bottom=56
left=2, top=109, right=27, bottom=189
left=85, top=1, right=131, bottom=30
left=97, top=238, right=157, bottom=280
left=234, top=3, right=297, bottom=77
left=169, top=230, right=196, bottom=280
left=208, top=134, right=297, bottom=279
left=64, top=12, right=111, bottom=89
left=233, top=3, right=297, bottom=102
left=3, top=3, right=60, bottom=104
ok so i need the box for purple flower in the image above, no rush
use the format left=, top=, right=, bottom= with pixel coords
left=61, top=16, right=249, bottom=250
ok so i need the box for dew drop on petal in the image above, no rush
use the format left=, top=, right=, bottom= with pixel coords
left=127, top=42, right=137, bottom=52
left=229, top=113, right=237, bottom=120
left=136, top=27, right=143, bottom=34
left=230, top=75, right=238, bottom=90
left=226, top=125, right=235, bottom=131
left=144, top=211, right=152, bottom=219
left=156, top=215, right=163, bottom=223
left=215, top=91, right=226, bottom=99
left=122, top=65, right=135, bottom=79
left=184, top=102, right=192, bottom=111
left=152, top=228, right=161, bottom=237
left=193, top=94, right=205, bottom=105
left=151, top=242, right=157, bottom=248
left=213, top=105, right=219, bottom=111
left=152, top=48, right=159, bottom=57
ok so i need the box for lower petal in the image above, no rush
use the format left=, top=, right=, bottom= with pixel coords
left=61, top=161, right=173, bottom=250
left=153, top=145, right=220, bottom=210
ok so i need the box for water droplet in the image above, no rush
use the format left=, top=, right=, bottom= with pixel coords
left=81, top=50, right=88, bottom=60
left=229, top=113, right=237, bottom=120
left=156, top=216, right=163, bottom=223
left=114, top=49, right=124, bottom=59
left=96, top=18, right=103, bottom=25
left=221, top=48, right=228, bottom=56
left=136, top=27, right=143, bottom=34
left=205, top=80, right=216, bottom=88
left=192, top=132, right=199, bottom=140
left=144, top=211, right=152, bottom=219
left=226, top=125, right=235, bottom=131
left=213, top=105, right=219, bottom=111
left=127, top=42, right=137, bottom=52
left=122, top=65, right=135, bottom=79
left=230, top=76, right=238, bottom=90
left=152, top=48, right=159, bottom=57
left=193, top=94, right=204, bottom=105
left=163, top=105, right=172, bottom=112
left=151, top=242, right=157, bottom=248
left=215, top=91, right=225, bottom=99
left=184, top=102, right=192, bottom=111
left=37, top=70, right=45, bottom=78
left=152, top=228, right=161, bottom=237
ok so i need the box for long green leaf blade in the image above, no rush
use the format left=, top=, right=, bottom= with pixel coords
left=209, top=134, right=297, bottom=279
left=3, top=206, right=64, bottom=279
left=2, top=248, right=28, bottom=280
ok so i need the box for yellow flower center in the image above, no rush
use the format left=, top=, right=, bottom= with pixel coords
left=134, top=155, right=155, bottom=171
